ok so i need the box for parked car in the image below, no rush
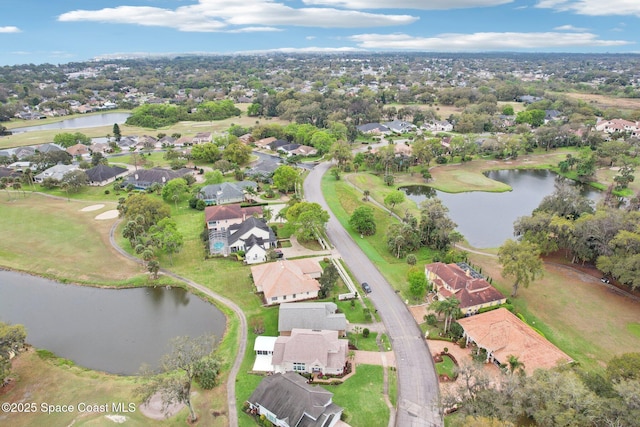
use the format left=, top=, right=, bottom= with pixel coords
left=361, top=282, right=372, bottom=293
left=600, top=277, right=610, bottom=284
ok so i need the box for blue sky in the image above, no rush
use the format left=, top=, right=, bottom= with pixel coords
left=1, top=0, right=639, bottom=65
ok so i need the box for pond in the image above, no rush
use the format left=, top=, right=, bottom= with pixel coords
left=401, top=169, right=601, bottom=249
left=10, top=112, right=131, bottom=133
left=0, top=270, right=226, bottom=375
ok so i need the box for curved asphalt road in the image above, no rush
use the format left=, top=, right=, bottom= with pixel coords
left=305, top=162, right=442, bottom=427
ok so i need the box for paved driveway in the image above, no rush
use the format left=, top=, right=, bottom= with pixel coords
left=305, top=162, right=442, bottom=427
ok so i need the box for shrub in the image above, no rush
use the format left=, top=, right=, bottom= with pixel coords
left=104, top=189, right=110, bottom=195
left=196, top=199, right=206, bottom=211
left=363, top=328, right=370, bottom=338
left=406, top=254, right=417, bottom=265
left=425, top=314, right=437, bottom=325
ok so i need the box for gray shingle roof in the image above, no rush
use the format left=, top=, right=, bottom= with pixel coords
left=85, top=164, right=128, bottom=182
left=278, top=302, right=346, bottom=333
left=248, top=372, right=342, bottom=427
left=227, top=217, right=276, bottom=247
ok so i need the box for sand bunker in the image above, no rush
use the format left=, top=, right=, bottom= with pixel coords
left=80, top=204, right=105, bottom=212
left=95, top=210, right=119, bottom=220
left=139, top=393, right=185, bottom=420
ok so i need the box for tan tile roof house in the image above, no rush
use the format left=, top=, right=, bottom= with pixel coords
left=251, top=259, right=322, bottom=305
left=425, top=262, right=506, bottom=314
left=272, top=329, right=349, bottom=375
left=457, top=308, right=573, bottom=374
left=247, top=372, right=343, bottom=427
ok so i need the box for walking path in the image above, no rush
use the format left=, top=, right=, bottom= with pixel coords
left=108, top=219, right=246, bottom=427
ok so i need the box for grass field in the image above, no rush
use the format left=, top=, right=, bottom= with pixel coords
left=435, top=354, right=456, bottom=378
left=1, top=348, right=228, bottom=427
left=468, top=252, right=640, bottom=372
left=0, top=106, right=290, bottom=150
left=321, top=173, right=437, bottom=296
left=0, top=193, right=142, bottom=284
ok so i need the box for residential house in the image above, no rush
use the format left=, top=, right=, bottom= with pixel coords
left=66, top=143, right=90, bottom=158
left=457, top=308, right=573, bottom=374
left=251, top=259, right=322, bottom=305
left=268, top=139, right=289, bottom=151
left=425, top=262, right=506, bottom=315
left=272, top=329, right=349, bottom=375
left=37, top=143, right=64, bottom=154
left=34, top=164, right=79, bottom=183
left=117, top=137, right=138, bottom=150
left=89, top=142, right=112, bottom=154
left=278, top=302, right=347, bottom=337
left=122, top=167, right=192, bottom=190
left=422, top=120, right=453, bottom=132
left=198, top=180, right=257, bottom=205
left=13, top=147, right=35, bottom=159
left=8, top=161, right=34, bottom=172
left=356, top=123, right=390, bottom=135
left=247, top=372, right=343, bottom=427
left=174, top=136, right=193, bottom=147
left=138, top=135, right=159, bottom=150
left=383, top=120, right=415, bottom=134
left=595, top=118, right=639, bottom=135
left=192, top=132, right=212, bottom=144
left=239, top=133, right=254, bottom=145
left=227, top=217, right=277, bottom=264
left=279, top=144, right=318, bottom=157
left=204, top=203, right=263, bottom=231
left=255, top=137, right=277, bottom=149
left=0, top=167, right=18, bottom=179
left=544, top=110, right=562, bottom=124
left=85, top=164, right=128, bottom=186
left=158, top=135, right=176, bottom=147
left=516, top=95, right=543, bottom=104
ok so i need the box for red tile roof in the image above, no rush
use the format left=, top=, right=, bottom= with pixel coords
left=204, top=203, right=262, bottom=223
left=457, top=308, right=573, bottom=373
left=426, top=262, right=506, bottom=311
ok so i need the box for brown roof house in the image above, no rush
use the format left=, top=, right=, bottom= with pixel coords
left=251, top=259, right=322, bottom=305
left=425, top=262, right=506, bottom=315
left=272, top=329, right=349, bottom=375
left=204, top=203, right=263, bottom=231
left=457, top=308, right=573, bottom=374
left=247, top=372, right=343, bottom=427
left=66, top=143, right=90, bottom=158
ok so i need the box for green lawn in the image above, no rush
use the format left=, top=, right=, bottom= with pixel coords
left=435, top=354, right=456, bottom=378
left=348, top=331, right=380, bottom=351
left=321, top=172, right=434, bottom=296
left=322, top=365, right=389, bottom=427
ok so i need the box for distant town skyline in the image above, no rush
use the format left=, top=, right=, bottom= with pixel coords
left=1, top=0, right=639, bottom=65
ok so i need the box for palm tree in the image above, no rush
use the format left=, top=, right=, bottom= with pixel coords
left=431, top=296, right=460, bottom=333
left=23, top=168, right=34, bottom=190
left=263, top=207, right=273, bottom=223
left=506, top=355, right=526, bottom=376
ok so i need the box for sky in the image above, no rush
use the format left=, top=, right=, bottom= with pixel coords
left=1, top=0, right=640, bottom=65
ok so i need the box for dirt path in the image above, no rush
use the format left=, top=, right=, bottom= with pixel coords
left=108, top=219, right=246, bottom=427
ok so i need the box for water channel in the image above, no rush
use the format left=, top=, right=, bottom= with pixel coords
left=10, top=112, right=131, bottom=133
left=0, top=270, right=225, bottom=375
left=401, top=169, right=601, bottom=249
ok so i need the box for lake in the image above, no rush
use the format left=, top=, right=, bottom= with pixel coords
left=0, top=270, right=226, bottom=375
left=401, top=169, right=601, bottom=249
left=10, top=112, right=131, bottom=133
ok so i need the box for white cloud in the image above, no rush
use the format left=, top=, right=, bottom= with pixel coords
left=554, top=24, right=588, bottom=31
left=303, top=0, right=512, bottom=9
left=349, top=32, right=632, bottom=50
left=58, top=0, right=418, bottom=32
left=536, top=0, right=640, bottom=17
left=306, top=36, right=317, bottom=40
left=0, top=26, right=21, bottom=33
